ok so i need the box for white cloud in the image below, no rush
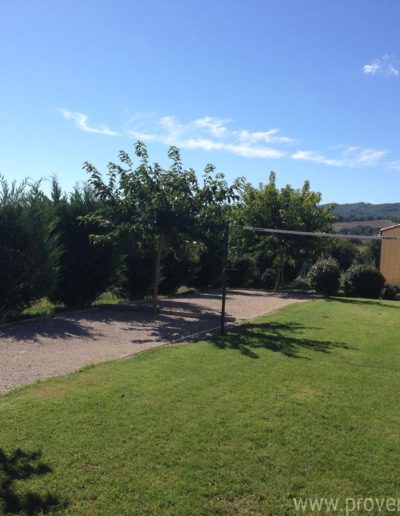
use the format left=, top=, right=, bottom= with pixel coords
left=192, top=116, right=230, bottom=137
left=388, top=160, right=400, bottom=171
left=179, top=138, right=284, bottom=158
left=362, top=55, right=399, bottom=77
left=291, top=146, right=388, bottom=168
left=125, top=114, right=289, bottom=159
left=291, top=150, right=343, bottom=167
left=59, top=108, right=119, bottom=136
left=126, top=130, right=157, bottom=141
left=59, top=108, right=398, bottom=169
left=237, top=129, right=293, bottom=144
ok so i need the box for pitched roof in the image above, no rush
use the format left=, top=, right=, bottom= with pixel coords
left=380, top=223, right=400, bottom=233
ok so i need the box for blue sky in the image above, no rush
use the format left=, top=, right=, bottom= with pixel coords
left=1, top=0, right=399, bottom=204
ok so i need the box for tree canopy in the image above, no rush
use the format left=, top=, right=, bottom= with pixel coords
left=0, top=142, right=349, bottom=320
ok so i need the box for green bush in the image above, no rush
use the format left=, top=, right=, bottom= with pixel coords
left=159, top=252, right=197, bottom=295
left=0, top=179, right=59, bottom=320
left=380, top=284, right=400, bottom=301
left=228, top=256, right=256, bottom=288
left=328, top=239, right=357, bottom=270
left=50, top=184, right=116, bottom=307
left=261, top=268, right=276, bottom=290
left=307, top=258, right=340, bottom=295
left=344, top=265, right=385, bottom=299
left=116, top=245, right=154, bottom=299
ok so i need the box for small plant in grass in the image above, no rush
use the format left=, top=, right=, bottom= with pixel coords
left=344, top=264, right=385, bottom=299
left=307, top=258, right=340, bottom=295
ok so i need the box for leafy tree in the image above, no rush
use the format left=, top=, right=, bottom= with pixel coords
left=323, top=238, right=357, bottom=271
left=234, top=172, right=335, bottom=289
left=83, top=142, right=242, bottom=307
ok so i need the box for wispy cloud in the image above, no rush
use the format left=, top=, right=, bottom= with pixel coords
left=388, top=160, right=400, bottom=171
left=362, top=55, right=399, bottom=77
left=292, top=146, right=388, bottom=168
left=59, top=109, right=399, bottom=170
left=59, top=108, right=119, bottom=136
left=126, top=114, right=290, bottom=159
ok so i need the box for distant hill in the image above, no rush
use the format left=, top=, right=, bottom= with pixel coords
left=322, top=202, right=400, bottom=222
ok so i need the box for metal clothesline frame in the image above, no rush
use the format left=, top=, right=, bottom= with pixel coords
left=241, top=225, right=400, bottom=241
left=220, top=223, right=400, bottom=335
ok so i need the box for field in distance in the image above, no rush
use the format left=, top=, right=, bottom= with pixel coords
left=333, top=219, right=394, bottom=232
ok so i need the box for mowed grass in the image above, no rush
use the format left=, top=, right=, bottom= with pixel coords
left=1, top=298, right=400, bottom=514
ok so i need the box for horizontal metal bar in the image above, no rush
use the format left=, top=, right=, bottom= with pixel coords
left=240, top=225, right=400, bottom=241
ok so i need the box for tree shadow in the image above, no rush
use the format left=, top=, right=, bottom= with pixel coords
left=327, top=297, right=400, bottom=309
left=0, top=448, right=66, bottom=514
left=183, top=288, right=312, bottom=300
left=0, top=317, right=95, bottom=343
left=212, top=321, right=351, bottom=359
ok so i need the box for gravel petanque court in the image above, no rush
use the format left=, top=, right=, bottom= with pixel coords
left=0, top=289, right=306, bottom=394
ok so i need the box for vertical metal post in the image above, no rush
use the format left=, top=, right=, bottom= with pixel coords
left=153, top=232, right=165, bottom=314
left=220, top=223, right=230, bottom=336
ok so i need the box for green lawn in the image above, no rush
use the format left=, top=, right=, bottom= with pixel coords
left=1, top=298, right=400, bottom=514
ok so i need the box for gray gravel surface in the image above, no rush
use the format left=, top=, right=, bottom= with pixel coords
left=0, top=289, right=307, bottom=394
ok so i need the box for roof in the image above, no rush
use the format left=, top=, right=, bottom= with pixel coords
left=380, top=223, right=400, bottom=233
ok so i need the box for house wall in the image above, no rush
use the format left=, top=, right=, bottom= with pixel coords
left=380, top=226, right=400, bottom=284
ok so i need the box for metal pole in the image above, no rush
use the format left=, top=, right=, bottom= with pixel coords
left=153, top=232, right=165, bottom=314
left=220, top=223, right=230, bottom=336
left=240, top=225, right=400, bottom=241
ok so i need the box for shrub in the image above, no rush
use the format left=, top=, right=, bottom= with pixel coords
left=50, top=185, right=116, bottom=307
left=228, top=256, right=256, bottom=288
left=260, top=268, right=276, bottom=290
left=0, top=179, right=60, bottom=320
left=159, top=252, right=197, bottom=295
left=307, top=258, right=340, bottom=295
left=328, top=239, right=357, bottom=270
left=380, top=284, right=400, bottom=301
left=344, top=265, right=385, bottom=299
left=111, top=237, right=154, bottom=300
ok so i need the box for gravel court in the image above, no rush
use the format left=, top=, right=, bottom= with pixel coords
left=0, top=289, right=307, bottom=394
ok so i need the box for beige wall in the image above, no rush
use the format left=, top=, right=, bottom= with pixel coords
left=380, top=226, right=400, bottom=285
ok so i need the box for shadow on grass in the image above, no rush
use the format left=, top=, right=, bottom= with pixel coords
left=327, top=297, right=400, bottom=309
left=0, top=448, right=66, bottom=514
left=212, top=321, right=351, bottom=359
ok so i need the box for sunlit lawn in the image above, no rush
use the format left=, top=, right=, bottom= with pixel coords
left=1, top=298, right=400, bottom=514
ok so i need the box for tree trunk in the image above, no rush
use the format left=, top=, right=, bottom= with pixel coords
left=152, top=232, right=165, bottom=313
left=274, top=253, right=286, bottom=291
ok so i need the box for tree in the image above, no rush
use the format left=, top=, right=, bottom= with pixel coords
left=83, top=142, right=242, bottom=308
left=49, top=179, right=116, bottom=307
left=0, top=177, right=59, bottom=320
left=324, top=238, right=357, bottom=271
left=233, top=172, right=335, bottom=289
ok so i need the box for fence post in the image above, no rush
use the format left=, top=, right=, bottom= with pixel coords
left=220, top=223, right=230, bottom=335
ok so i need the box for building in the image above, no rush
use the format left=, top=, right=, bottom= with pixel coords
left=379, top=224, right=400, bottom=285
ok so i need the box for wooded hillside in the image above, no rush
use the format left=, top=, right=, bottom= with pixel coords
left=325, top=202, right=400, bottom=222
